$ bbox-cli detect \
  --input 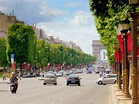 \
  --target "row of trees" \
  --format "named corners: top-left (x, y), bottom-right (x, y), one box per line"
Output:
top-left (89, 0), bottom-right (130, 65)
top-left (0, 23), bottom-right (96, 69)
